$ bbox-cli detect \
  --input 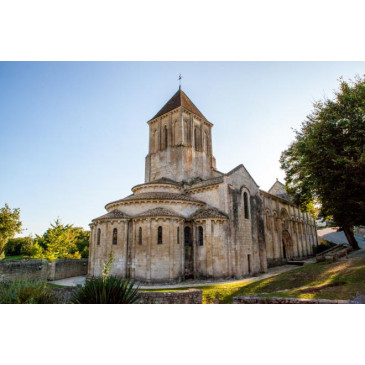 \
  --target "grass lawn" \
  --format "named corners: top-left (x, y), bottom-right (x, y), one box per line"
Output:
top-left (146, 258), bottom-right (365, 303)
top-left (3, 255), bottom-right (23, 261)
